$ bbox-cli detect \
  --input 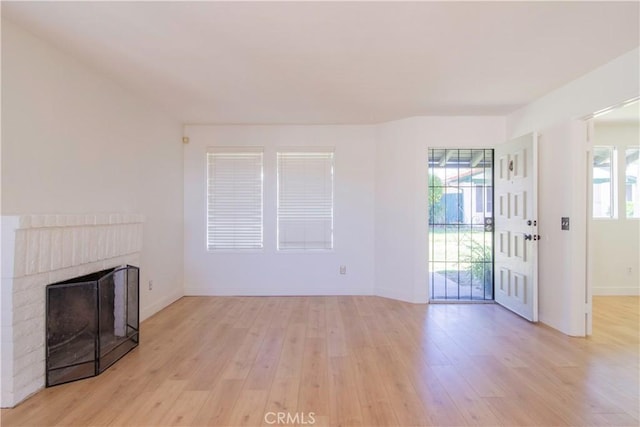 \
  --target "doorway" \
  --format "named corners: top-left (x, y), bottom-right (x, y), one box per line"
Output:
top-left (587, 100), bottom-right (640, 336)
top-left (428, 148), bottom-right (494, 301)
